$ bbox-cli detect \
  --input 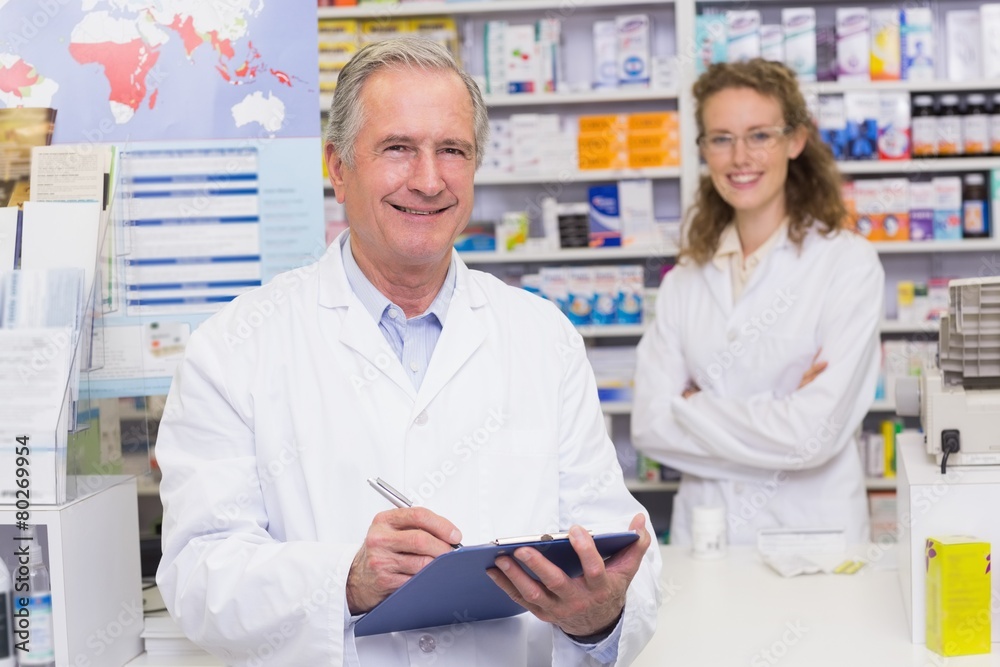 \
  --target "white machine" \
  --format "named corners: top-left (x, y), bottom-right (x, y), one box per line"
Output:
top-left (896, 276), bottom-right (1000, 473)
